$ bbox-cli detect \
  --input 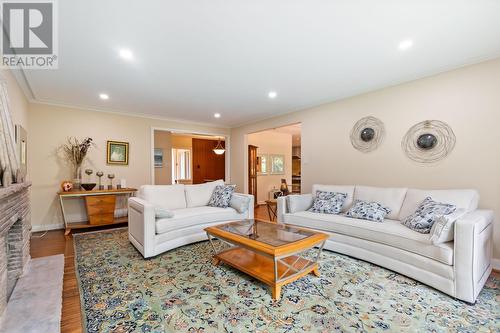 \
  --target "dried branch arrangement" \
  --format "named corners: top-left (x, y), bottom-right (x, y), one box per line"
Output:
top-left (60, 137), bottom-right (94, 168)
